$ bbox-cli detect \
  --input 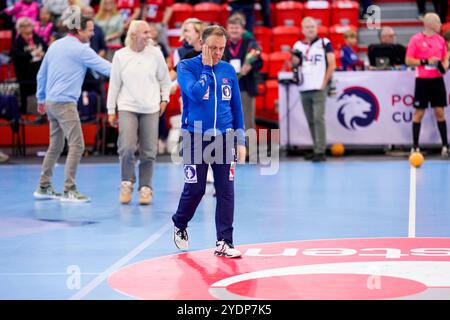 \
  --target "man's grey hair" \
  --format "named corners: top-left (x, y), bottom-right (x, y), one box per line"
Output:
top-left (201, 25), bottom-right (228, 42)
